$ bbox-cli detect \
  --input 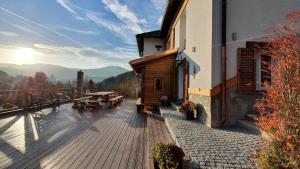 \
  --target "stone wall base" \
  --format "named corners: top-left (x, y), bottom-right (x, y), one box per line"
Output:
top-left (189, 87), bottom-right (259, 128)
